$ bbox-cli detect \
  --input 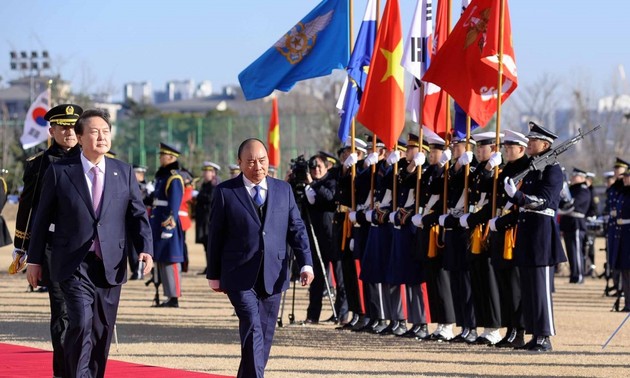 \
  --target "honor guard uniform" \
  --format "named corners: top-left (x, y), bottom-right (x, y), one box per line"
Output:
top-left (412, 131), bottom-right (457, 341)
top-left (503, 122), bottom-right (567, 352)
top-left (229, 164), bottom-right (241, 178)
top-left (439, 135), bottom-right (479, 343)
top-left (178, 168), bottom-right (195, 273)
top-left (487, 130), bottom-right (530, 348)
top-left (333, 138), bottom-right (368, 329)
top-left (0, 174), bottom-right (11, 248)
top-left (128, 164), bottom-right (150, 279)
top-left (605, 157), bottom-right (628, 291)
top-left (150, 143), bottom-right (185, 307)
top-left (196, 161), bottom-right (220, 275)
top-left (614, 171), bottom-right (630, 311)
top-left (559, 168), bottom-right (592, 284)
top-left (388, 134), bottom-right (432, 338)
top-left (11, 103), bottom-right (82, 378)
top-left (458, 132), bottom-right (504, 345)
